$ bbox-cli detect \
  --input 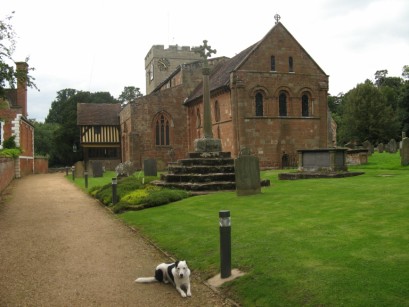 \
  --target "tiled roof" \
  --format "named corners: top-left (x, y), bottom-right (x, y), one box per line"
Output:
top-left (186, 43), bottom-right (258, 103)
top-left (77, 103), bottom-right (121, 125)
